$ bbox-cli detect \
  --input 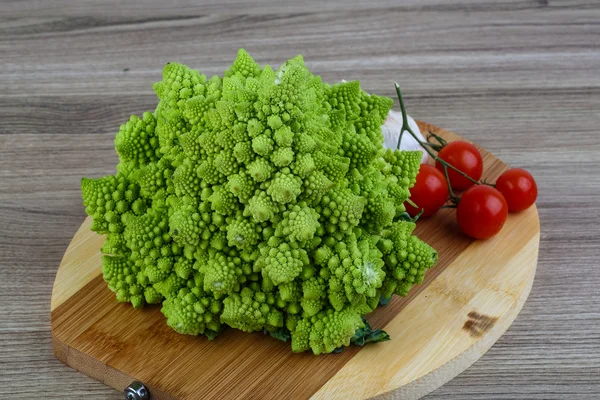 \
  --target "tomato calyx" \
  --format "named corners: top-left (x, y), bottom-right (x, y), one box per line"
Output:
top-left (425, 131), bottom-right (447, 152)
top-left (480, 178), bottom-right (496, 188)
top-left (398, 209), bottom-right (424, 223)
